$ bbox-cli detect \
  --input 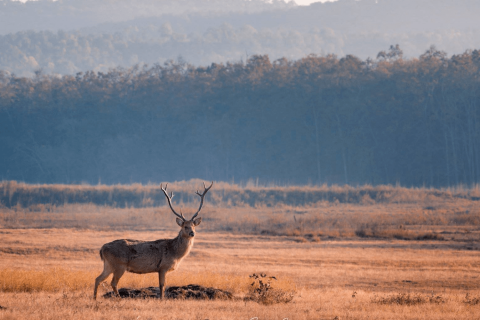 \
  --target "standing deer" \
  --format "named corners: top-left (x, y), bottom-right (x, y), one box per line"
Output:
top-left (93, 182), bottom-right (213, 299)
